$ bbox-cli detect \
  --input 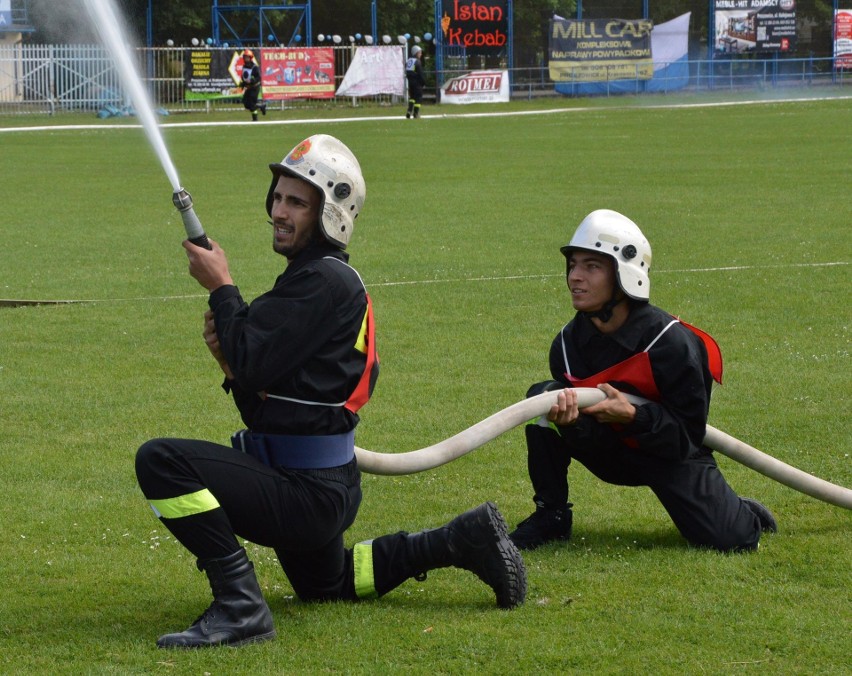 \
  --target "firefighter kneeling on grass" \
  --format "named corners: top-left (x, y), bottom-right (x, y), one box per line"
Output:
top-left (509, 209), bottom-right (777, 553)
top-left (135, 134), bottom-right (526, 649)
